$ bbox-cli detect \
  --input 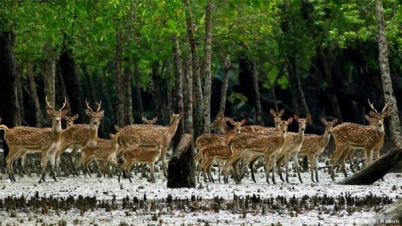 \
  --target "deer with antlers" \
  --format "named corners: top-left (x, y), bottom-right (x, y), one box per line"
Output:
top-left (117, 112), bottom-right (181, 177)
top-left (298, 118), bottom-right (338, 182)
top-left (329, 99), bottom-right (389, 181)
top-left (55, 101), bottom-right (104, 175)
top-left (0, 96), bottom-right (67, 182)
